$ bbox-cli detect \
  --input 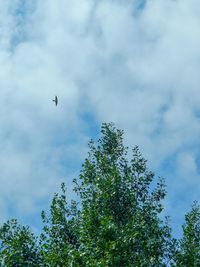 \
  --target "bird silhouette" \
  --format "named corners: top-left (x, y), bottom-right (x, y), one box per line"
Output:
top-left (52, 96), bottom-right (58, 106)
